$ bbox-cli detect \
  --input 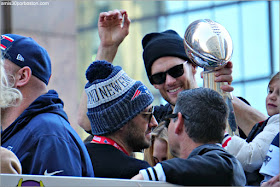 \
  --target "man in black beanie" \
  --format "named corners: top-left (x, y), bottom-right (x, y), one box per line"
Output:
top-left (78, 9), bottom-right (267, 138)
top-left (141, 29), bottom-right (200, 122)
